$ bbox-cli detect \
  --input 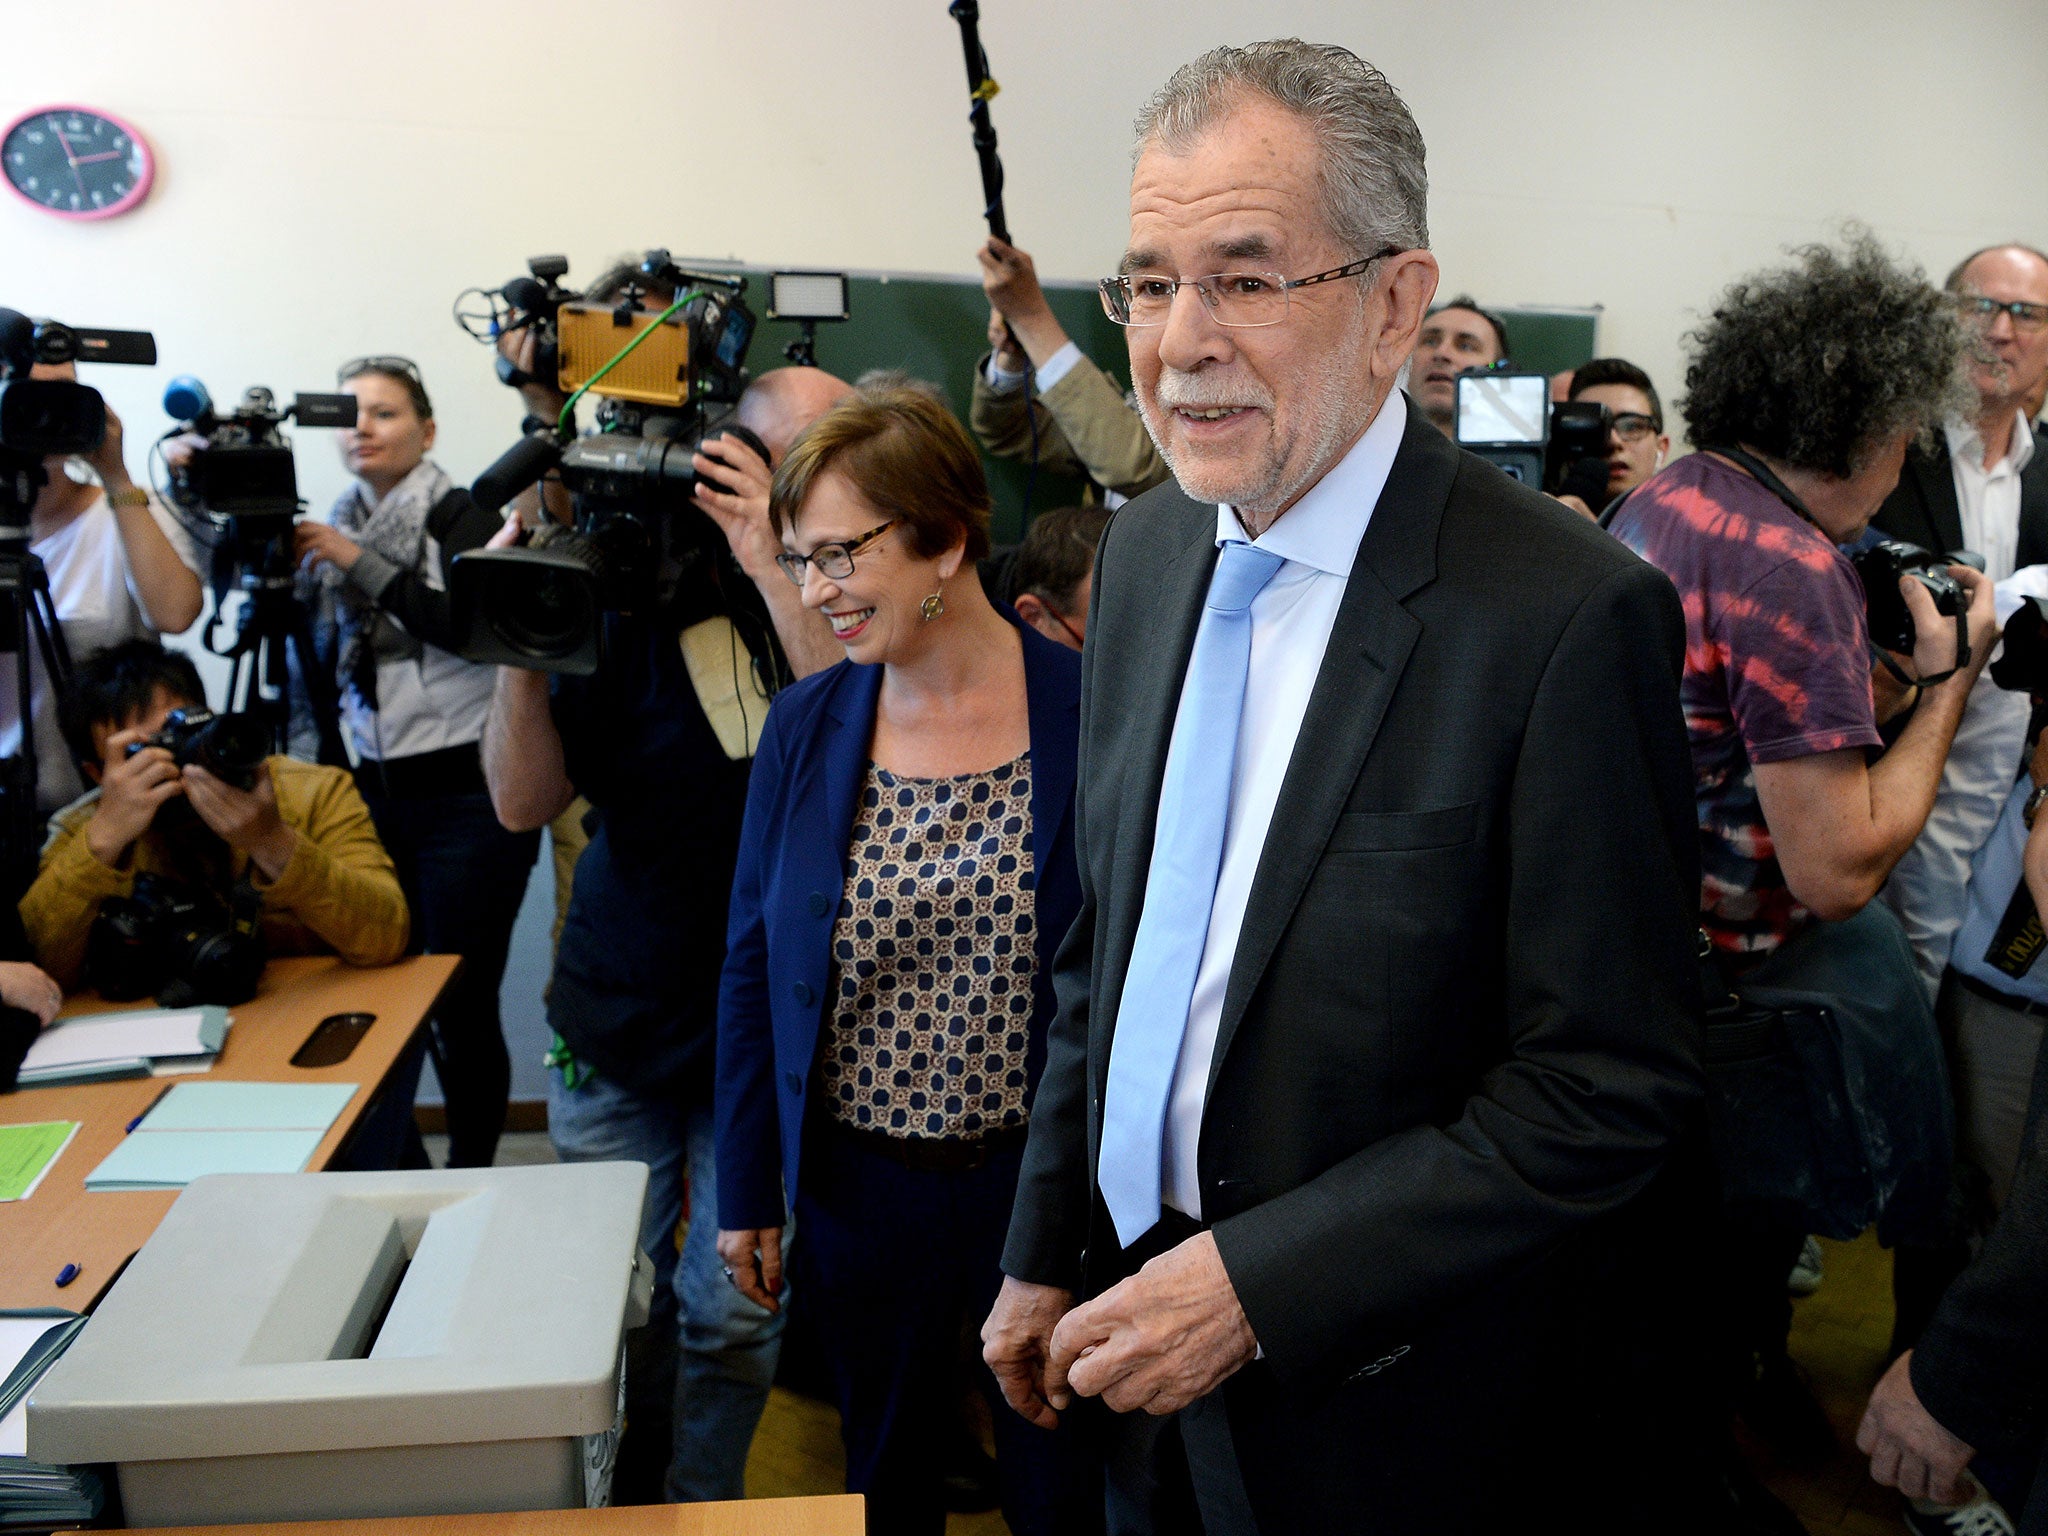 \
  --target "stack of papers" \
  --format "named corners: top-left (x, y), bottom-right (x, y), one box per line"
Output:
top-left (83, 1081), bottom-right (358, 1193)
top-left (15, 1007), bottom-right (230, 1088)
top-left (0, 1125), bottom-right (79, 1204)
top-left (0, 1311), bottom-right (103, 1528)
